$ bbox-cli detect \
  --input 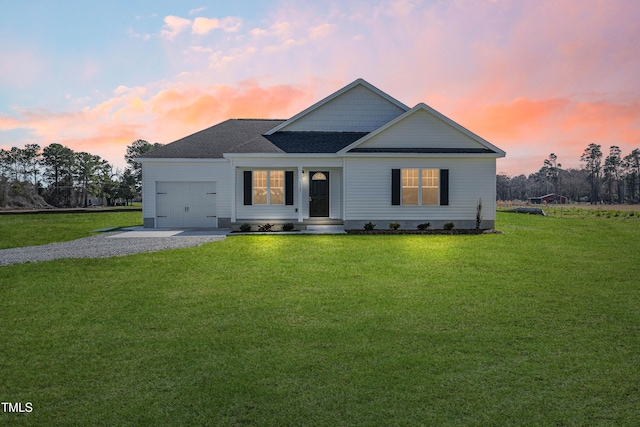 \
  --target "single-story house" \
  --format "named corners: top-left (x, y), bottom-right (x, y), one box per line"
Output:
top-left (136, 79), bottom-right (506, 230)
